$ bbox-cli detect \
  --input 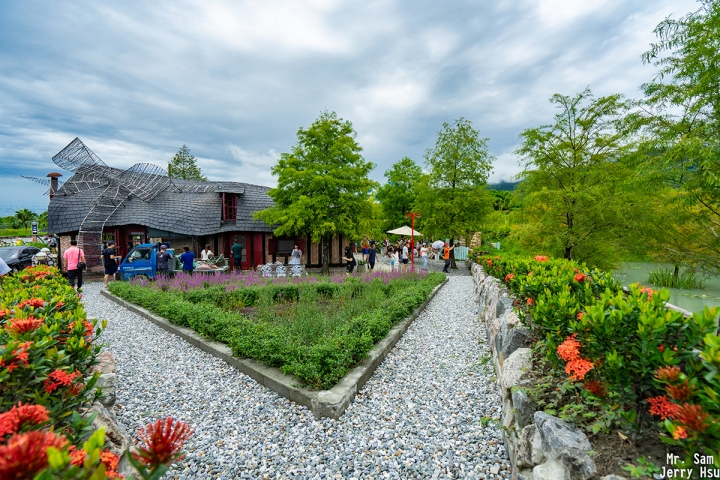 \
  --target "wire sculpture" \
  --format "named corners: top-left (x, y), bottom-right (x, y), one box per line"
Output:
top-left (52, 137), bottom-right (108, 171)
top-left (21, 176), bottom-right (65, 195)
